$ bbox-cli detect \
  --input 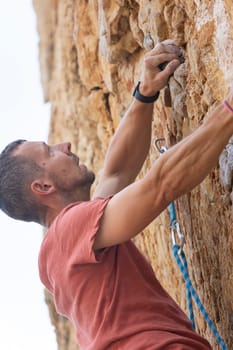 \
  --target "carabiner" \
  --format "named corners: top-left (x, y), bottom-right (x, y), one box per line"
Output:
top-left (153, 138), bottom-right (167, 154)
top-left (153, 137), bottom-right (185, 254)
top-left (171, 221), bottom-right (184, 253)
